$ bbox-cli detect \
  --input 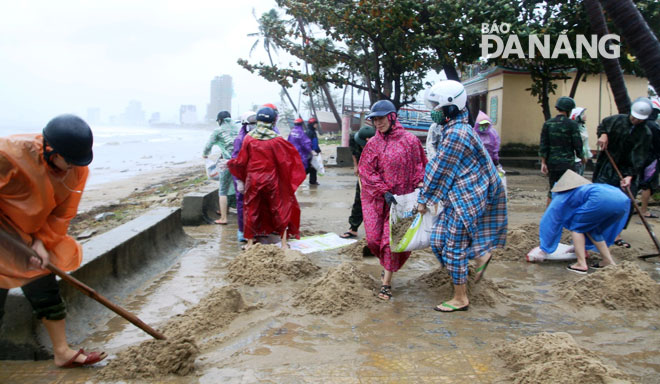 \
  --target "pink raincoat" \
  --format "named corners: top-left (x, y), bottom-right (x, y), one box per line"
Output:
top-left (358, 120), bottom-right (427, 272)
top-left (473, 111), bottom-right (500, 165)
